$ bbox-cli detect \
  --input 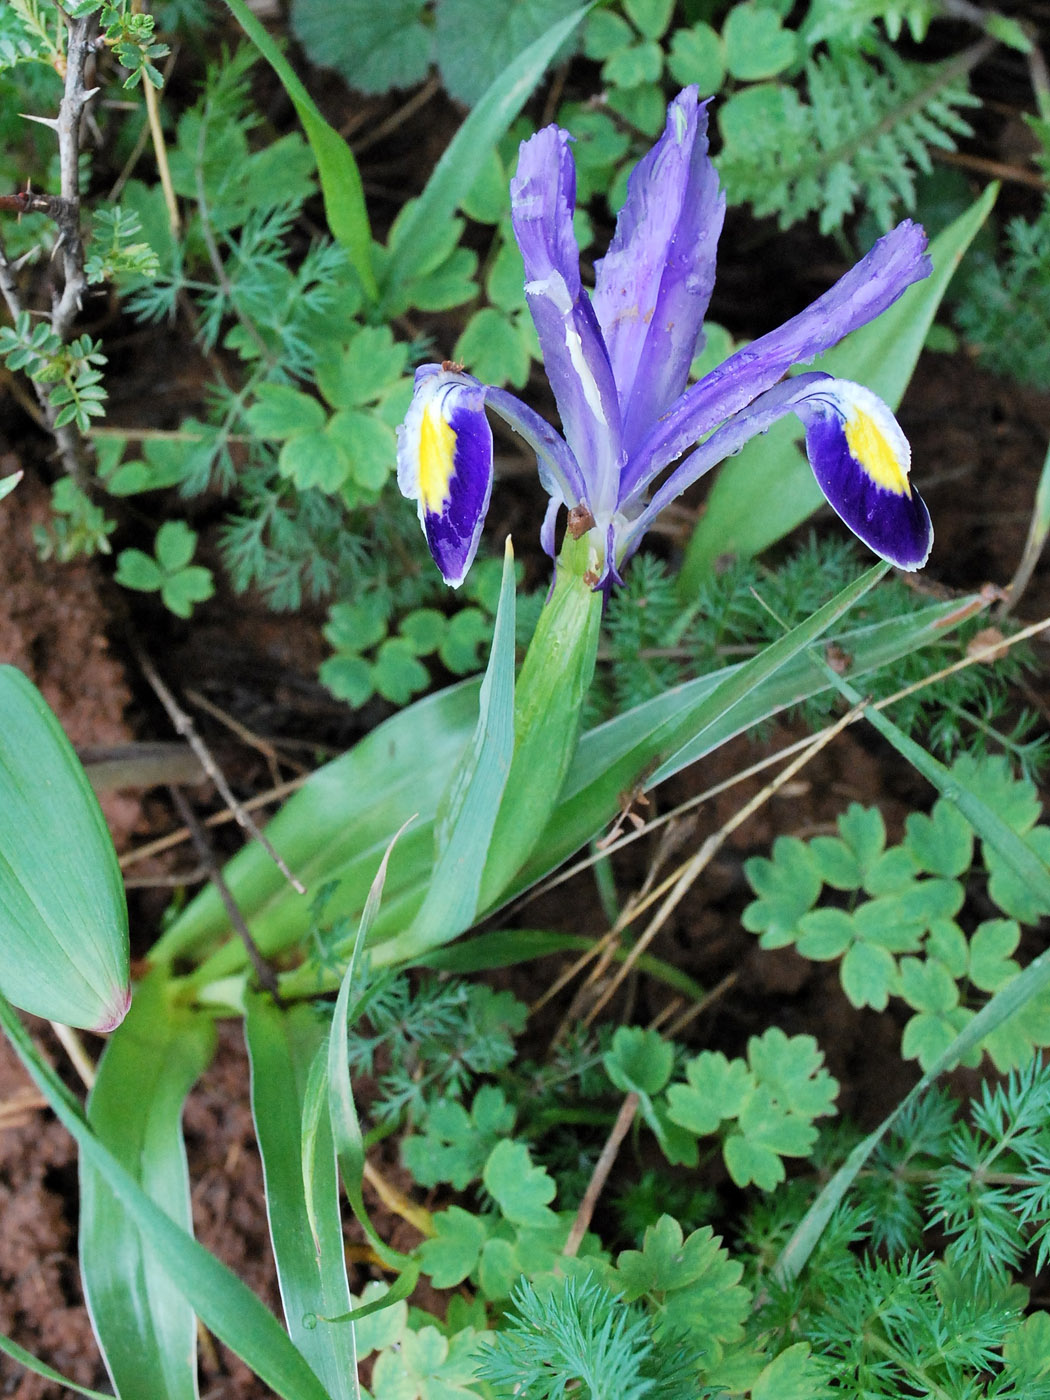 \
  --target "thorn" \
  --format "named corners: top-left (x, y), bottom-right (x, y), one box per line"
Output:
top-left (80, 87), bottom-right (100, 103)
top-left (19, 112), bottom-right (60, 131)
